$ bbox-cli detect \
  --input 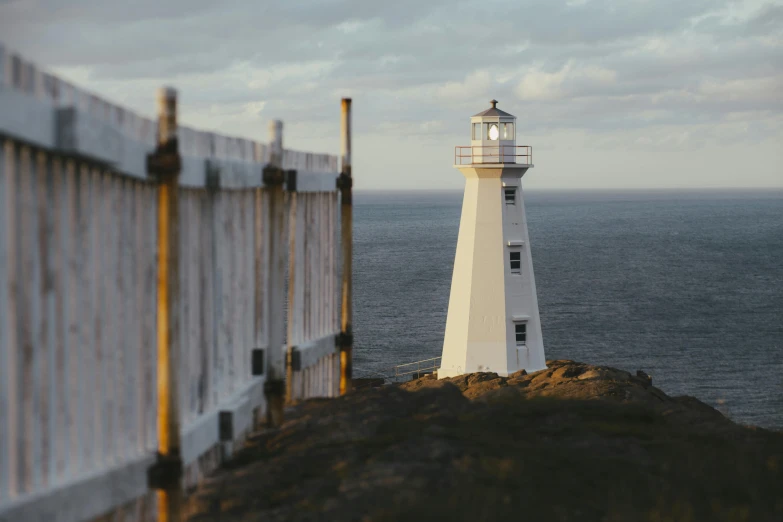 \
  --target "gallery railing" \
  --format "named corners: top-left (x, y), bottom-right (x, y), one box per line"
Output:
top-left (454, 145), bottom-right (533, 165)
